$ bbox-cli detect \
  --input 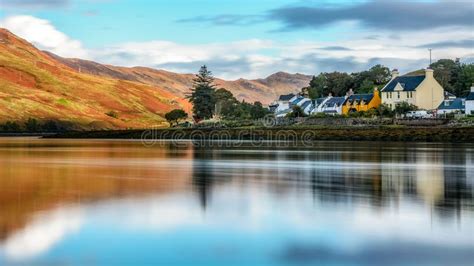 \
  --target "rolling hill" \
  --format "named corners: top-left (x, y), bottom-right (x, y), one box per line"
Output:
top-left (0, 28), bottom-right (311, 129)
